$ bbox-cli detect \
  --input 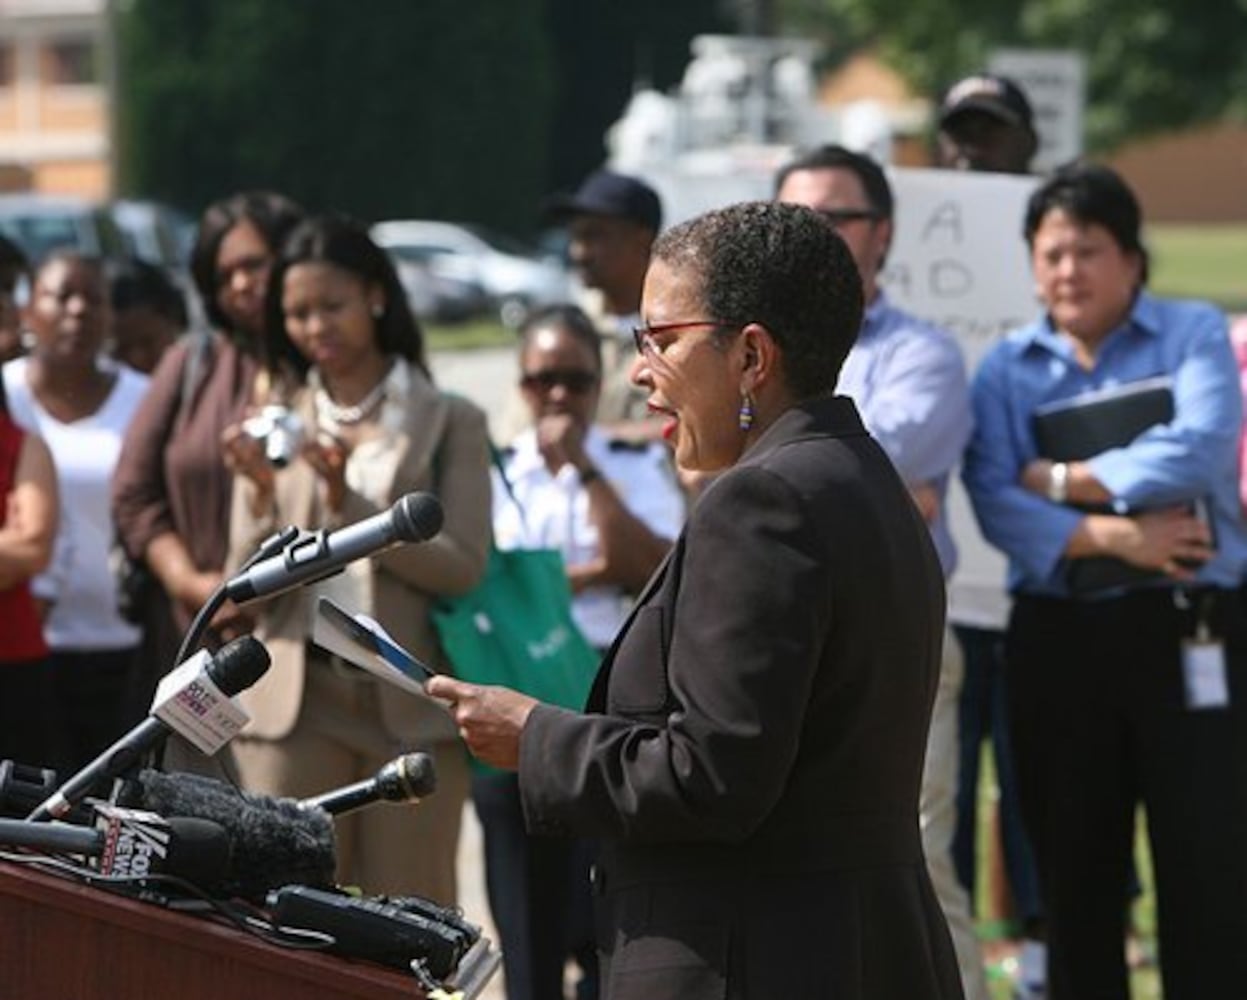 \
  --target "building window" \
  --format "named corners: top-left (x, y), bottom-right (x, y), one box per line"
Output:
top-left (46, 39), bottom-right (98, 86)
